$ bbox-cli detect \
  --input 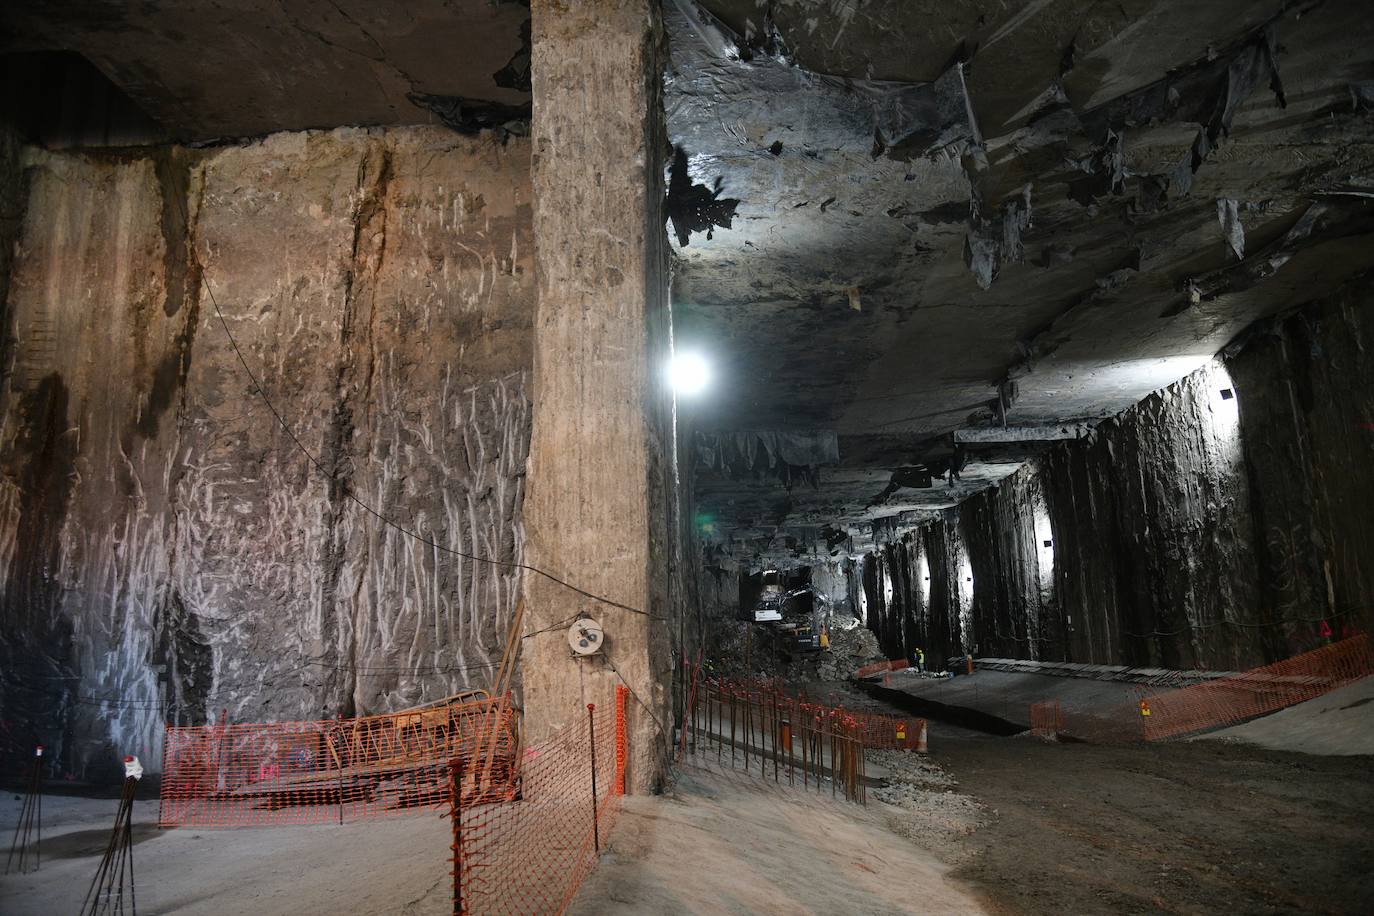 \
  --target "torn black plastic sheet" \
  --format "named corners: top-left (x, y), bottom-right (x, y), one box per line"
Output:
top-left (869, 64), bottom-right (980, 161)
top-left (407, 92), bottom-right (530, 138)
top-left (963, 185), bottom-right (1032, 289)
top-left (1185, 199), bottom-right (1374, 305)
top-left (695, 429), bottom-right (840, 473)
top-left (1068, 129), bottom-right (1125, 207)
top-left (1079, 21), bottom-right (1288, 206)
top-left (1217, 197), bottom-right (1246, 260)
top-left (668, 0), bottom-right (978, 162)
